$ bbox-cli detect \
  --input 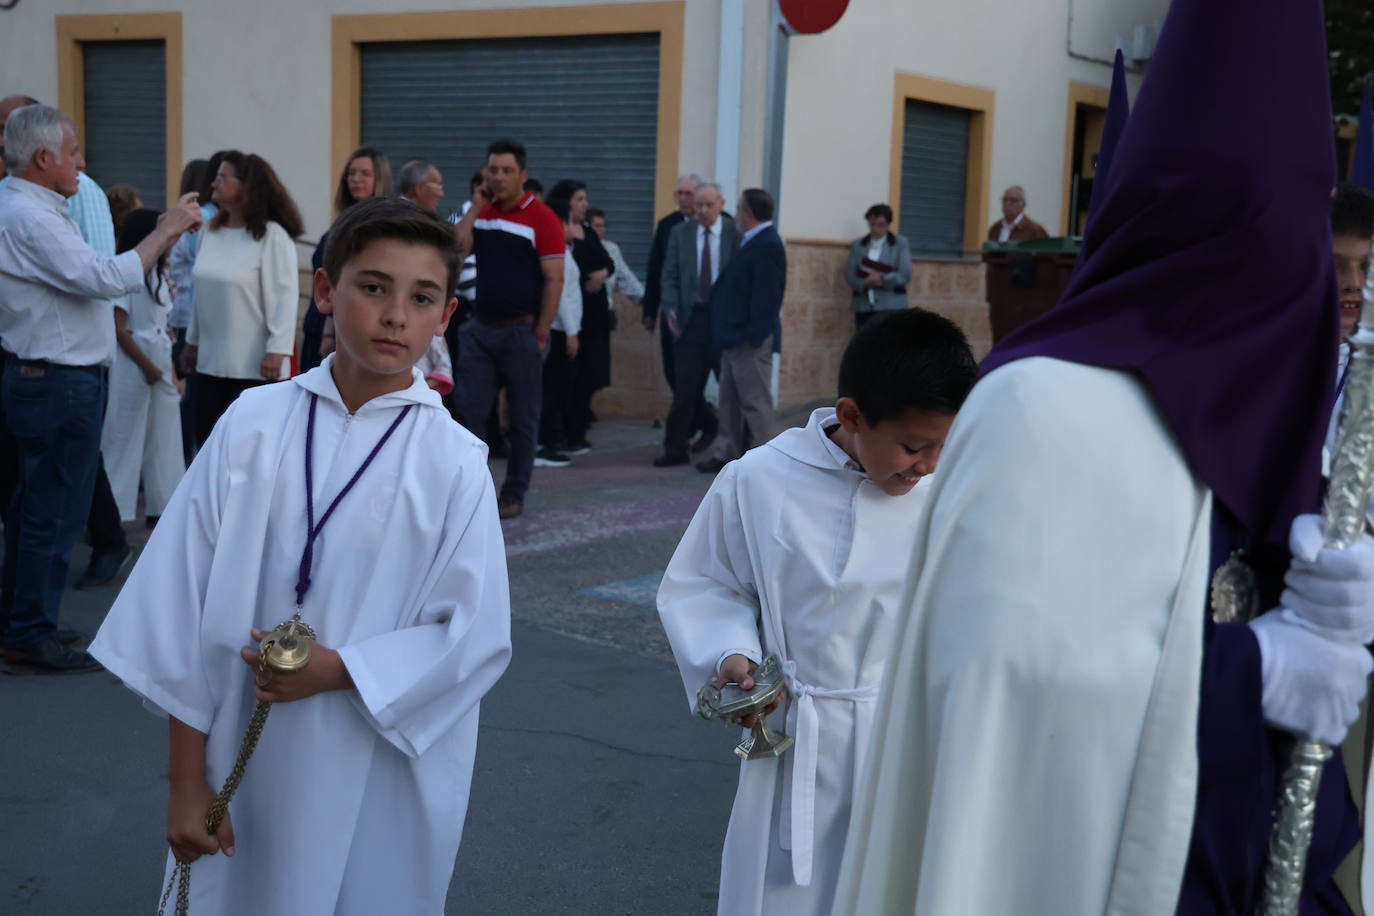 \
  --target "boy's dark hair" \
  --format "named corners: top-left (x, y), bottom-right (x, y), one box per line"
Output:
top-left (1333, 183), bottom-right (1374, 240)
top-left (322, 197), bottom-right (461, 296)
top-left (838, 308), bottom-right (977, 424)
top-left (587, 207), bottom-right (606, 222)
top-left (523, 177), bottom-right (544, 194)
top-left (547, 196), bottom-right (572, 224)
top-left (865, 203), bottom-right (894, 223)
top-left (469, 169), bottom-right (485, 194)
top-left (487, 138), bottom-right (527, 170)
top-left (740, 188), bottom-right (774, 222)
